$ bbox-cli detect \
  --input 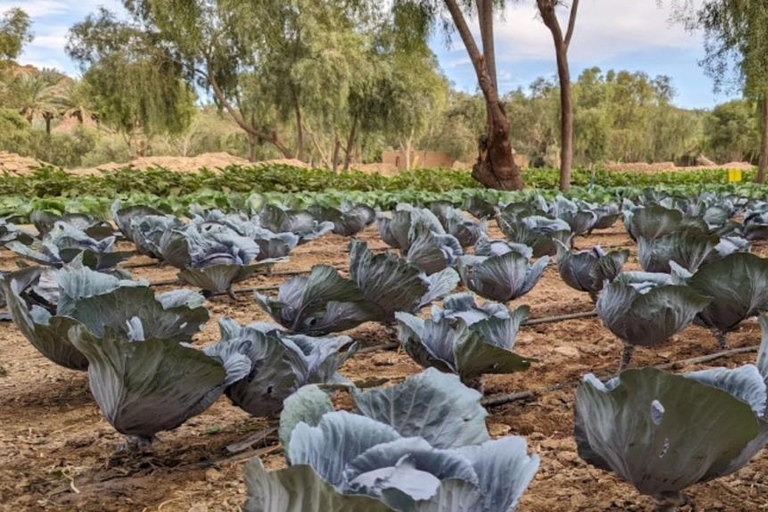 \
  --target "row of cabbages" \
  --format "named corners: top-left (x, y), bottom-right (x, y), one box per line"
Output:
top-left (0, 261), bottom-right (358, 449)
top-left (0, 201), bottom-right (378, 295)
top-left (109, 201), bottom-right (377, 294)
top-left (1, 190), bottom-right (764, 301)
